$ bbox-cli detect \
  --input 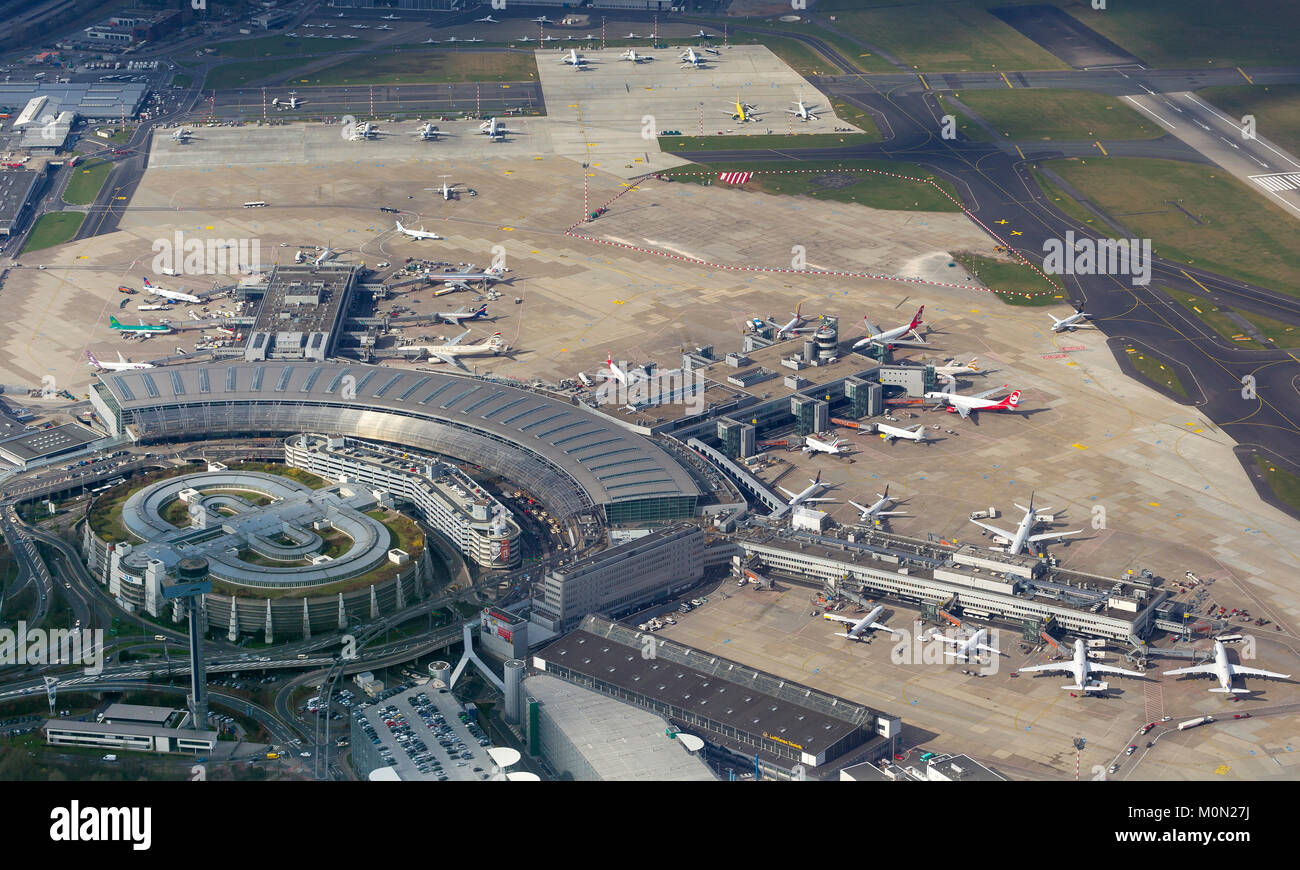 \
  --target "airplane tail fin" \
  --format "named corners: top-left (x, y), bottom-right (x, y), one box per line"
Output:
top-left (142, 277), bottom-right (153, 288)
top-left (1005, 390), bottom-right (1022, 407)
top-left (86, 351), bottom-right (99, 368)
top-left (813, 470), bottom-right (821, 485)
top-left (109, 316), bottom-right (122, 328)
top-left (910, 305), bottom-right (924, 330)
